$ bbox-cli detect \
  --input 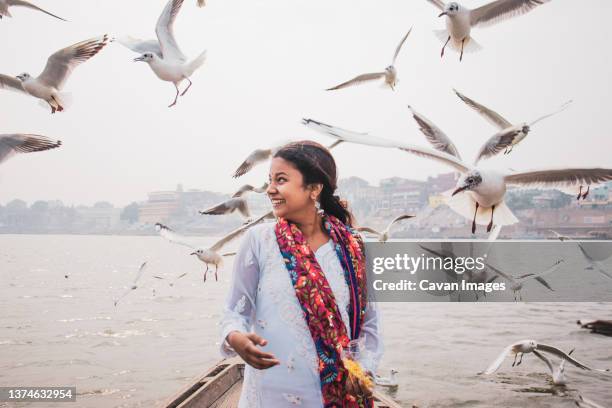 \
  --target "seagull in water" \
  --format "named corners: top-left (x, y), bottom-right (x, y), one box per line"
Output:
top-left (374, 369), bottom-right (399, 388)
top-left (0, 35), bottom-right (110, 113)
top-left (486, 259), bottom-right (563, 301)
top-left (533, 347), bottom-right (575, 386)
top-left (327, 27), bottom-right (412, 91)
top-left (120, 0), bottom-right (207, 107)
top-left (427, 0), bottom-right (551, 61)
top-left (199, 197), bottom-right (252, 223)
top-left (0, 134), bottom-right (61, 165)
top-left (480, 339), bottom-right (609, 375)
top-left (233, 139), bottom-right (343, 178)
top-left (155, 211), bottom-right (273, 282)
top-left (0, 0), bottom-right (65, 21)
top-left (301, 117), bottom-right (612, 234)
top-left (453, 89), bottom-right (571, 162)
top-left (114, 261), bottom-right (149, 307)
top-left (357, 214), bottom-right (415, 242)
